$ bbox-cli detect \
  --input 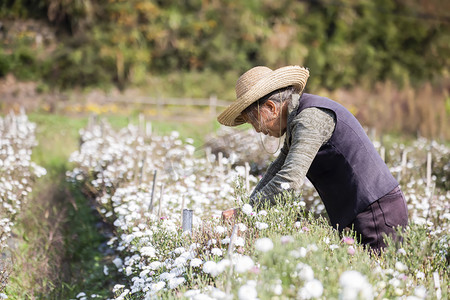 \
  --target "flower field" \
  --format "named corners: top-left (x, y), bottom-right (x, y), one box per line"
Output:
top-left (0, 111), bottom-right (46, 288)
top-left (64, 118), bottom-right (449, 300)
